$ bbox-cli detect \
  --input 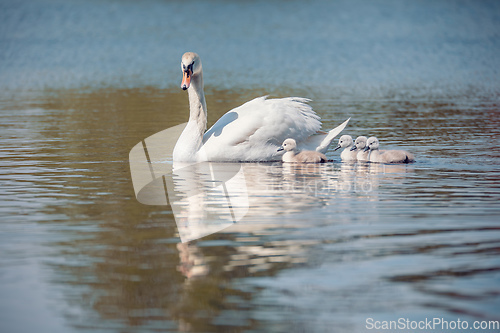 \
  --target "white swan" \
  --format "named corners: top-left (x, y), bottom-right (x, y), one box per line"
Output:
top-left (364, 137), bottom-right (415, 164)
top-left (334, 135), bottom-right (357, 162)
top-left (353, 136), bottom-right (370, 162)
top-left (278, 138), bottom-right (327, 163)
top-left (172, 52), bottom-right (350, 162)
